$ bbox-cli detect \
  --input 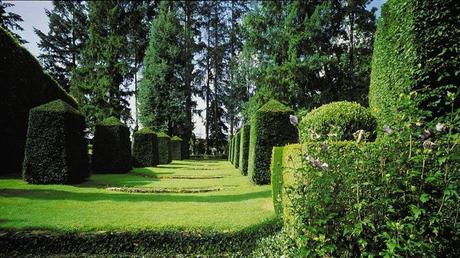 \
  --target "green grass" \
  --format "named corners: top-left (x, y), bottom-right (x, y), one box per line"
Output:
top-left (0, 160), bottom-right (275, 232)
